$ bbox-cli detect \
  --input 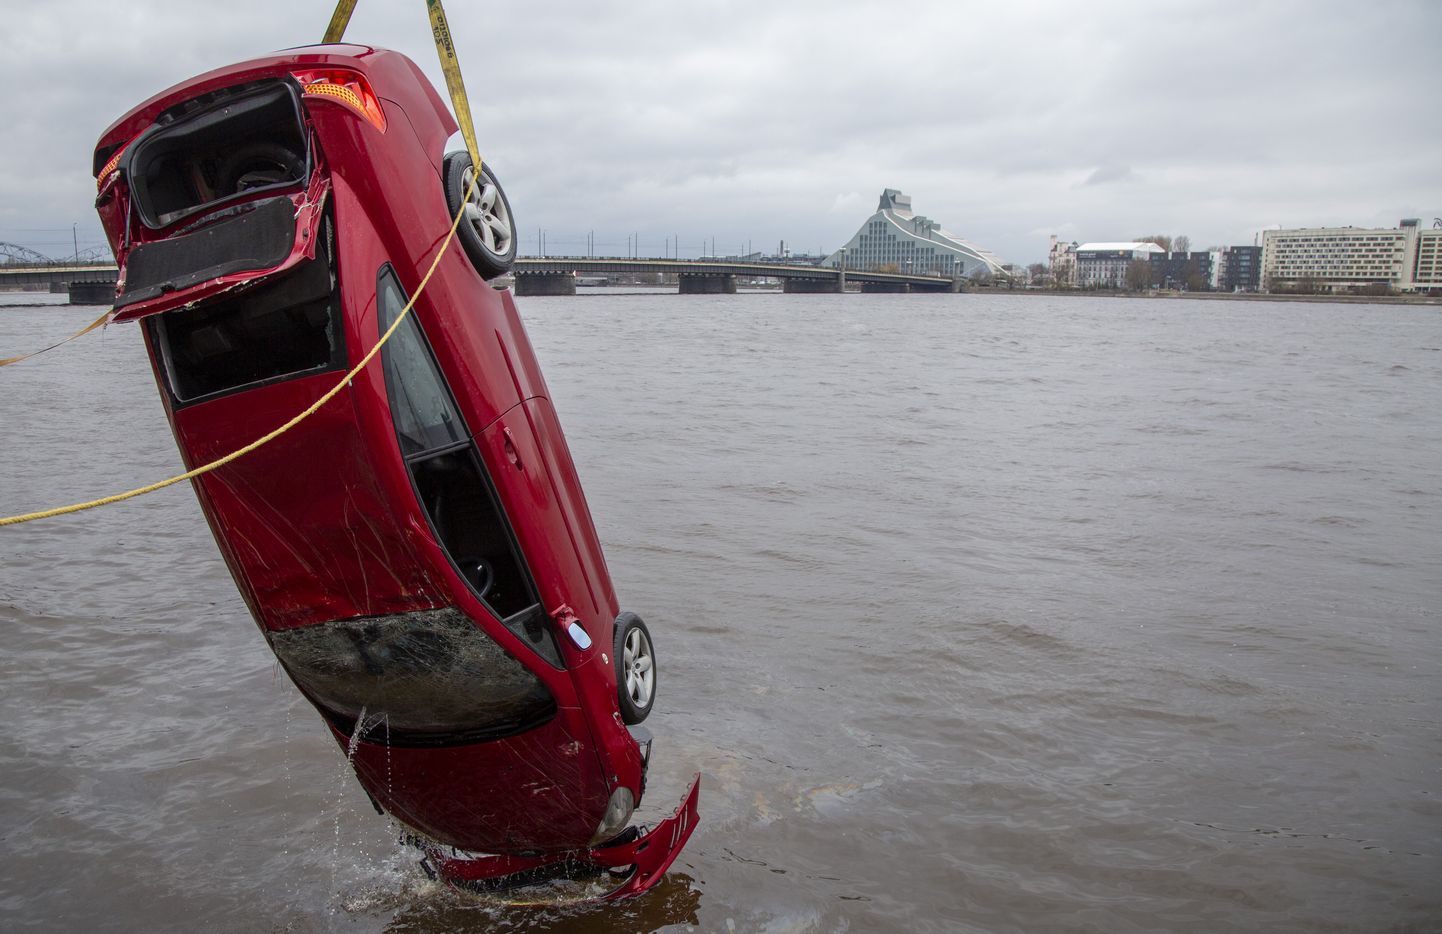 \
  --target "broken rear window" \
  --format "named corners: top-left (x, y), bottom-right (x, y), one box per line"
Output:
top-left (147, 250), bottom-right (346, 404)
